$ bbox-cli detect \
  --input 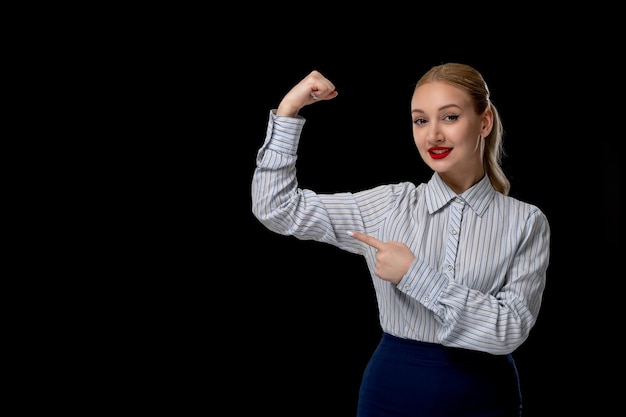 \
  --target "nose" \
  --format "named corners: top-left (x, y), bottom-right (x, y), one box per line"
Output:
top-left (427, 122), bottom-right (444, 143)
